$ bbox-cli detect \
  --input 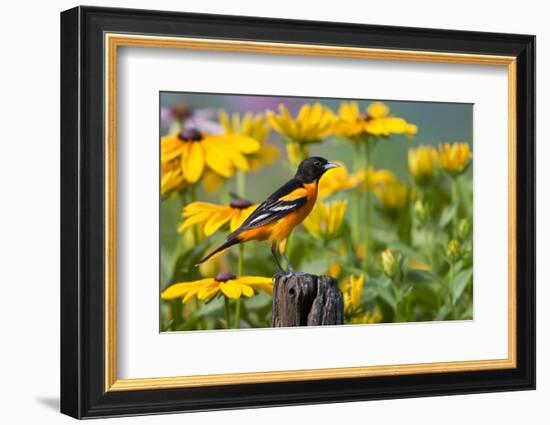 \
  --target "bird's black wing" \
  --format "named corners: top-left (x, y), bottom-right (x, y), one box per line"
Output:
top-left (228, 178), bottom-right (307, 238)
